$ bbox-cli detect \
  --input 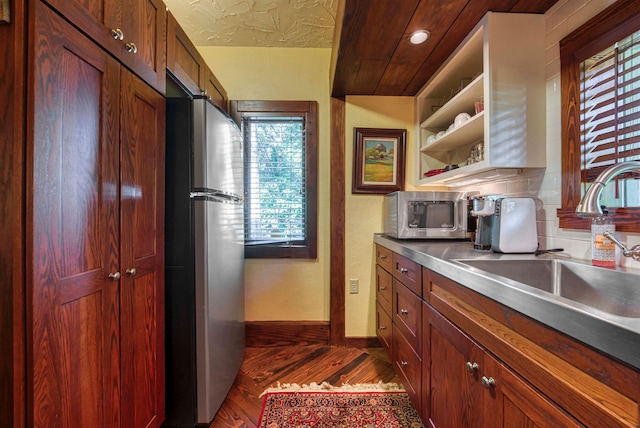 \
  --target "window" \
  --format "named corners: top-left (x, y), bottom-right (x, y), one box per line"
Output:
top-left (558, 0), bottom-right (640, 232)
top-left (230, 101), bottom-right (318, 258)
